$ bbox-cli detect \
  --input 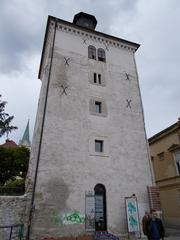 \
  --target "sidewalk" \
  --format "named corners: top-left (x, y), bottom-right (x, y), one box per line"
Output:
top-left (139, 227), bottom-right (180, 240)
top-left (164, 237), bottom-right (180, 240)
top-left (121, 227), bottom-right (180, 240)
top-left (164, 227), bottom-right (180, 240)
